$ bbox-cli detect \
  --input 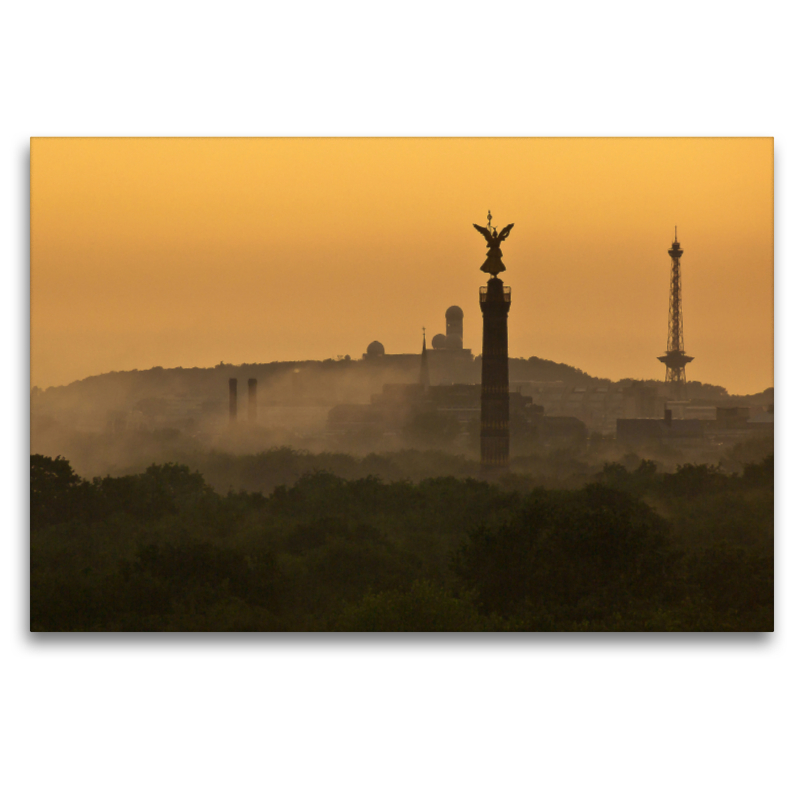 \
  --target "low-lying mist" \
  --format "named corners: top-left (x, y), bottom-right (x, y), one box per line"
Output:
top-left (30, 357), bottom-right (773, 491)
